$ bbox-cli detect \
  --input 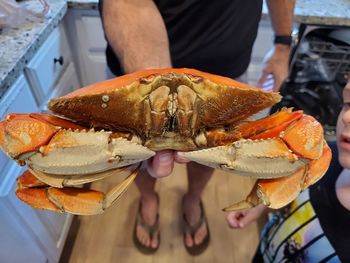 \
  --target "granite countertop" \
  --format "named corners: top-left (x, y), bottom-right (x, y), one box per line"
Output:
top-left (0, 0), bottom-right (350, 98)
top-left (294, 0), bottom-right (350, 26)
top-left (0, 0), bottom-right (67, 97)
